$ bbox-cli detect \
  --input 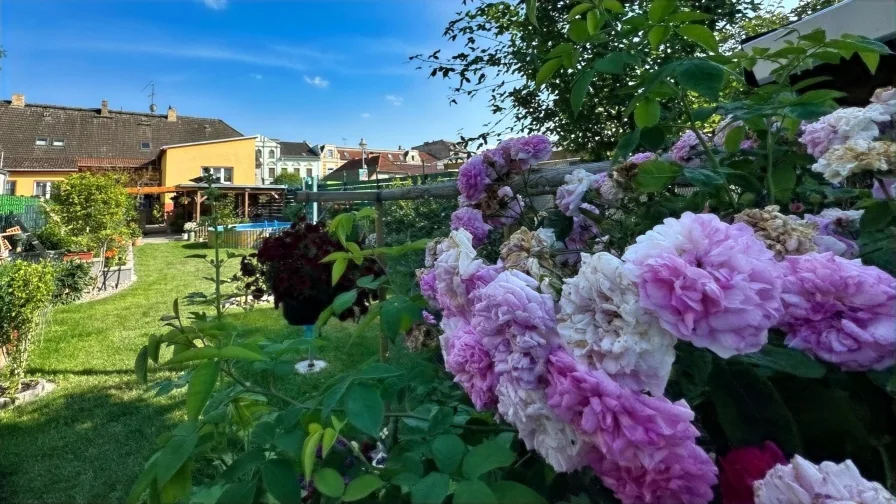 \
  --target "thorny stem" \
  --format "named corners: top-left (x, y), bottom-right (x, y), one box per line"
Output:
top-left (766, 121), bottom-right (776, 205)
top-left (681, 97), bottom-right (739, 211)
top-left (875, 176), bottom-right (894, 200)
